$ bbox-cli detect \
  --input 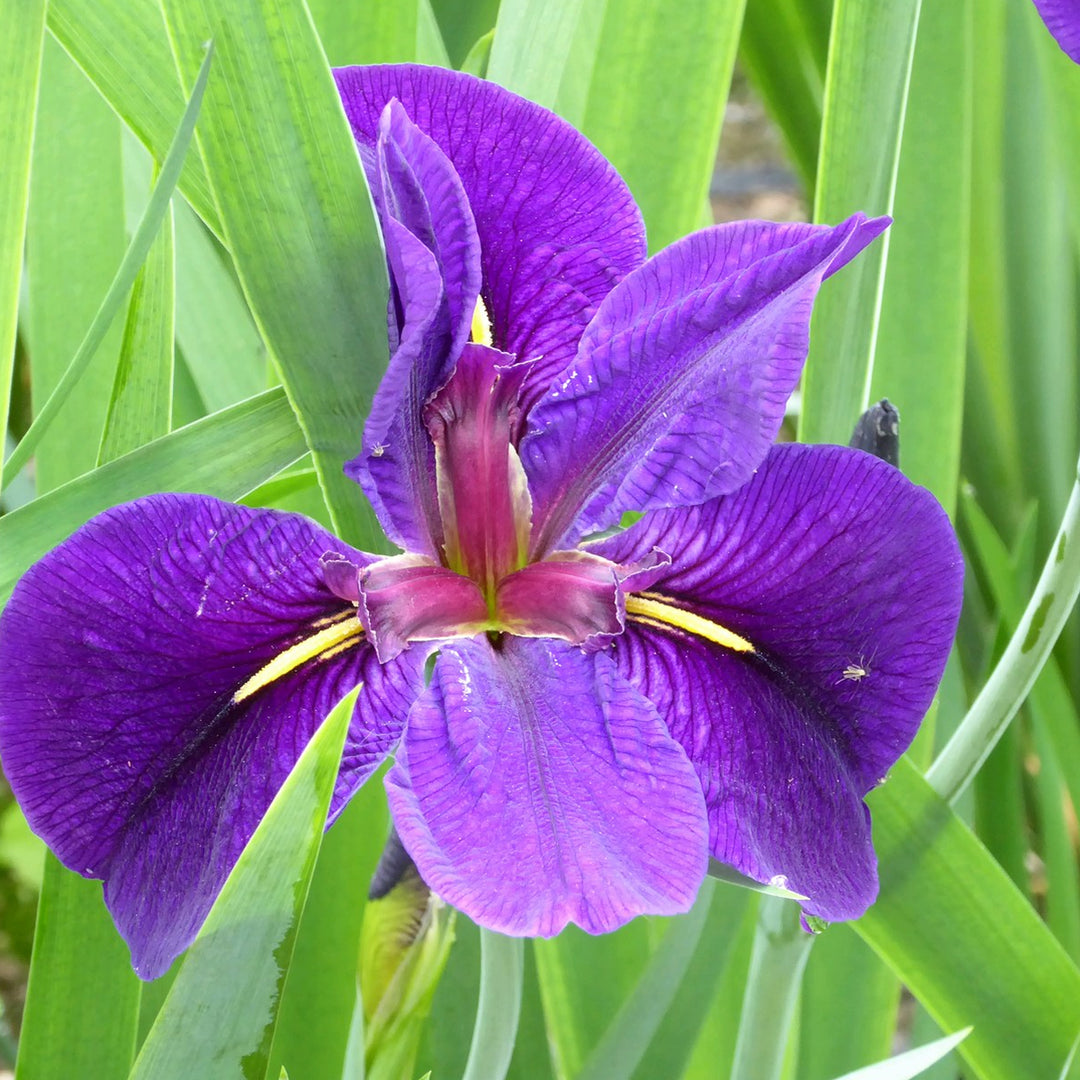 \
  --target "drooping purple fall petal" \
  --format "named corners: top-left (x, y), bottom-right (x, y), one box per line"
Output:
top-left (524, 215), bottom-right (890, 553)
top-left (592, 443), bottom-right (963, 918)
top-left (1033, 0), bottom-right (1080, 62)
top-left (0, 495), bottom-right (423, 978)
top-left (385, 635), bottom-right (709, 936)
top-left (334, 64), bottom-right (647, 408)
